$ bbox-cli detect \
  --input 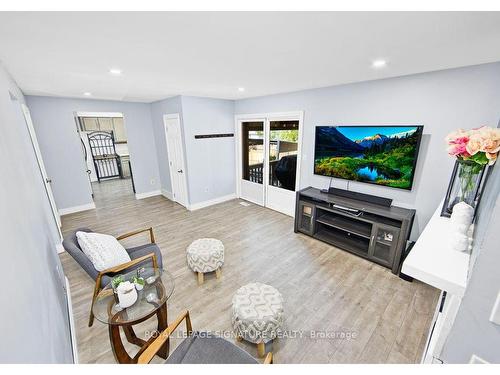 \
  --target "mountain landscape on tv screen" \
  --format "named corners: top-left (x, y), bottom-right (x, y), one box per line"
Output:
top-left (314, 126), bottom-right (422, 189)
